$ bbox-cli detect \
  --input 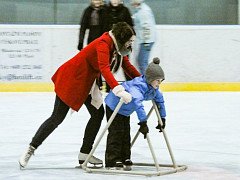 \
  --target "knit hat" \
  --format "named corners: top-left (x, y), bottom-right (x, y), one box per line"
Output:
top-left (145, 57), bottom-right (165, 84)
